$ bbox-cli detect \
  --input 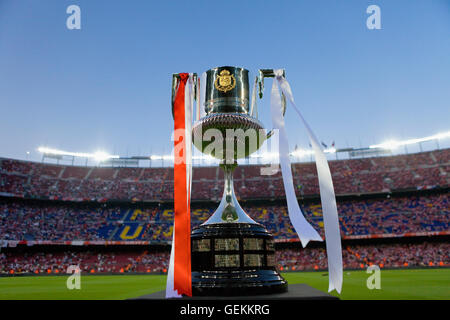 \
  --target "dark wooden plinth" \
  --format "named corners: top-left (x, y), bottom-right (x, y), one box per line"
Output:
top-left (132, 284), bottom-right (339, 300)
